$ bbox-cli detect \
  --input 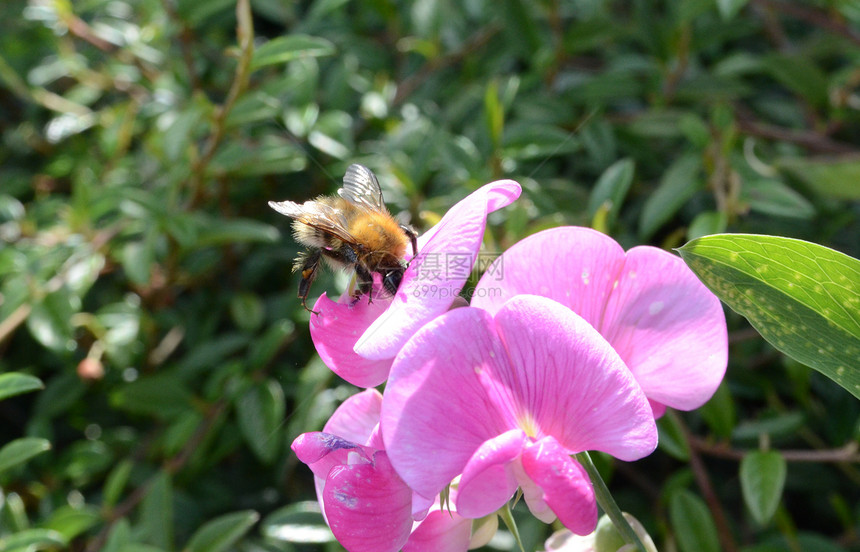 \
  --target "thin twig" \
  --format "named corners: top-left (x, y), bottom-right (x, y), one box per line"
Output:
top-left (752, 0), bottom-right (860, 48)
top-left (690, 436), bottom-right (860, 463)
